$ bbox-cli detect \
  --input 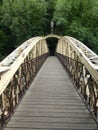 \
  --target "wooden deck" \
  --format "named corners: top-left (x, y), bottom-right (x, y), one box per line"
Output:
top-left (5, 57), bottom-right (97, 130)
